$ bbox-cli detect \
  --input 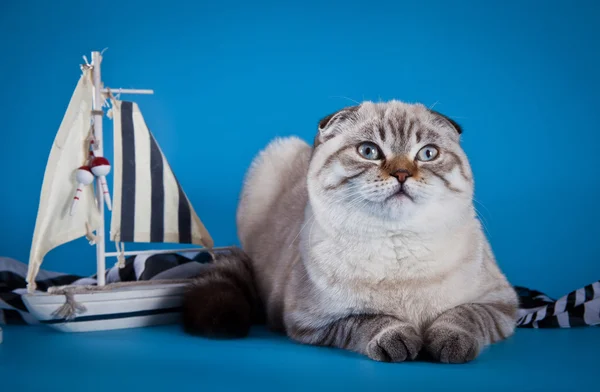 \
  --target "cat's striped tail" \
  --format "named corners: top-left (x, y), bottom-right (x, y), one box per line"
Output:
top-left (182, 247), bottom-right (264, 338)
